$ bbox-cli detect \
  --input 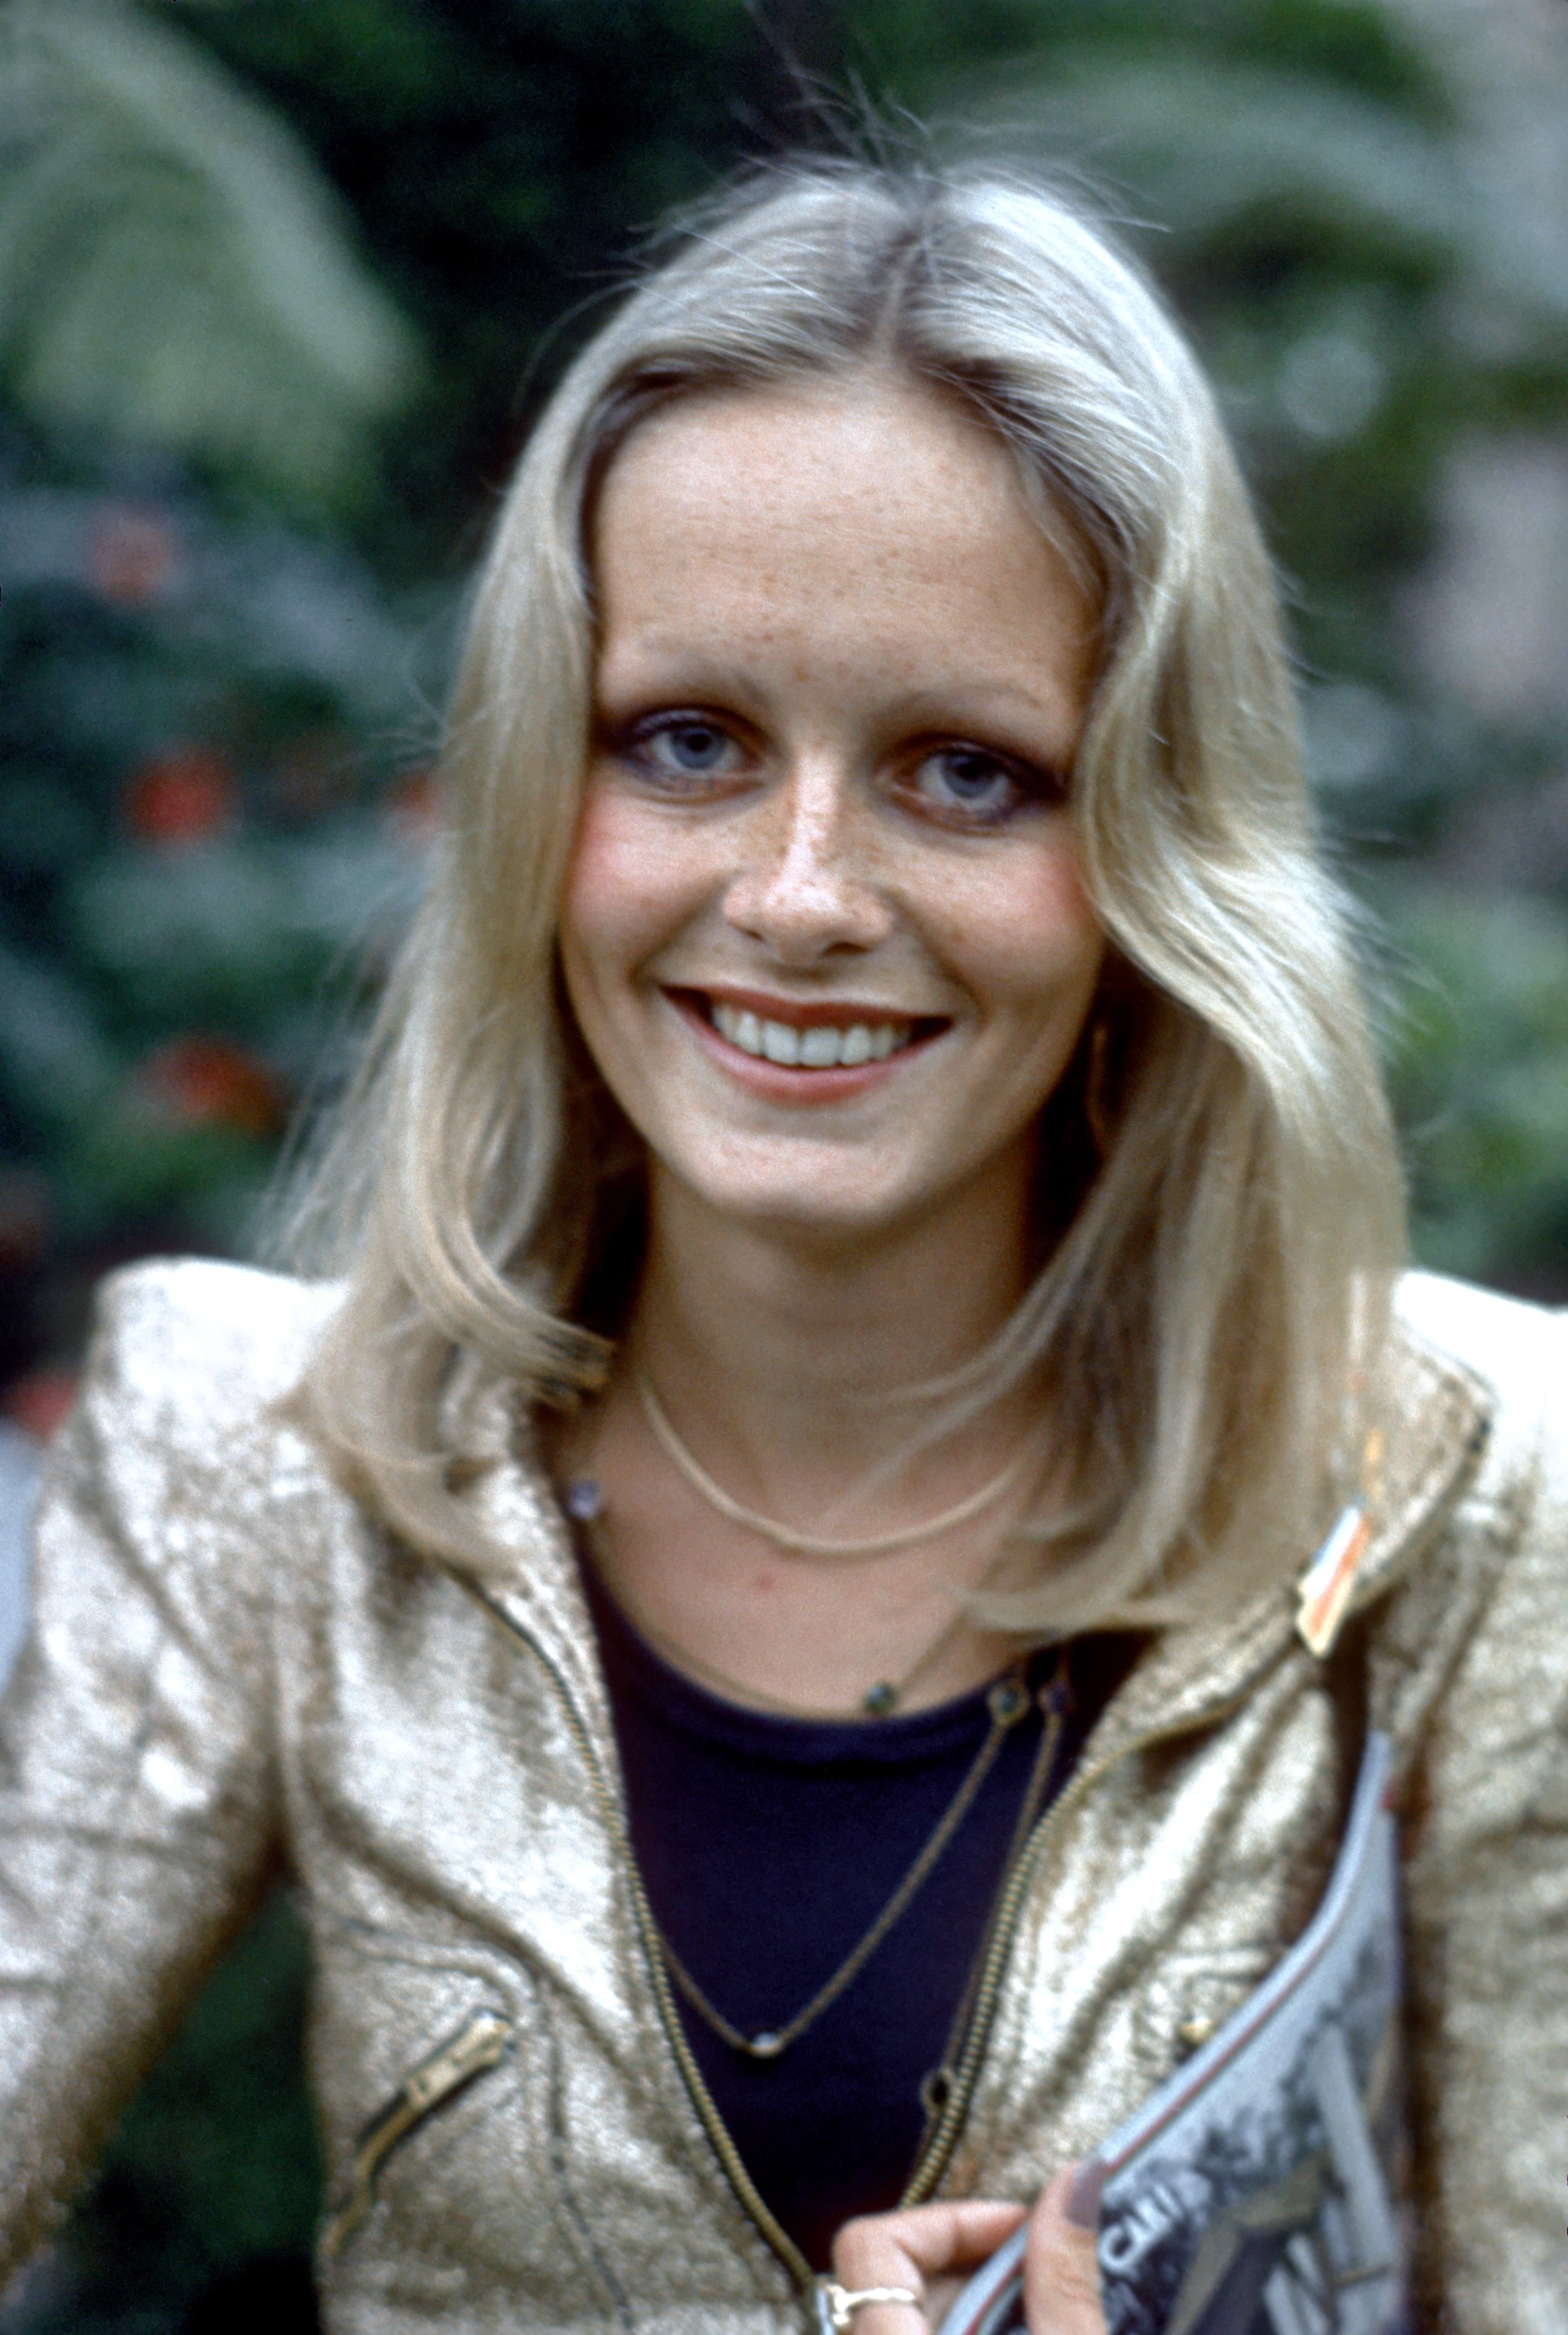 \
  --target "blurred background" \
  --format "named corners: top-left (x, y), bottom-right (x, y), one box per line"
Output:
top-left (0, 0), bottom-right (1565, 2325)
